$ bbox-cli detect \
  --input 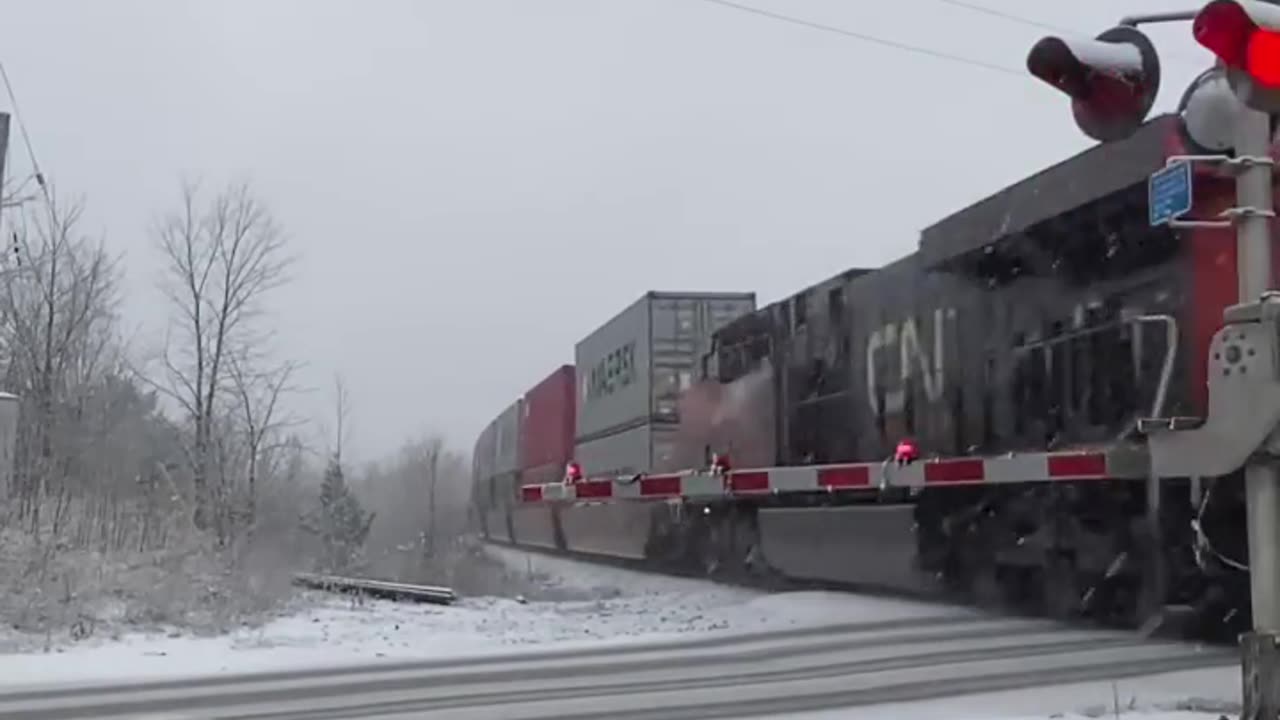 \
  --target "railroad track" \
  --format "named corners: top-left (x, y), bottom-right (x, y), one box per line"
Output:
top-left (0, 613), bottom-right (1234, 719)
top-left (483, 537), bottom-right (925, 599)
top-left (484, 537), bottom-right (1231, 647)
